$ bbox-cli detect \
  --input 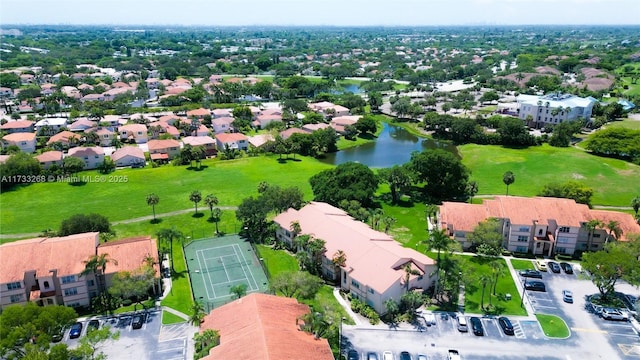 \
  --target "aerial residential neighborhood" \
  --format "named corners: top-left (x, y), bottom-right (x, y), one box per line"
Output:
top-left (1, 7), bottom-right (640, 360)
